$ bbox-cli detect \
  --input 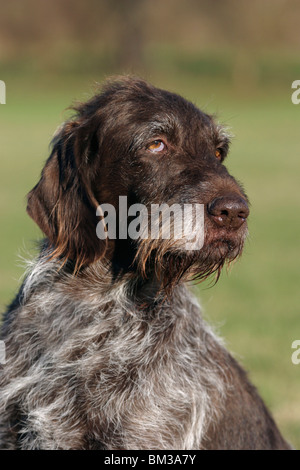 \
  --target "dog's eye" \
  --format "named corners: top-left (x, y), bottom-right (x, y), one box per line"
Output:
top-left (215, 149), bottom-right (222, 160)
top-left (148, 140), bottom-right (165, 153)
